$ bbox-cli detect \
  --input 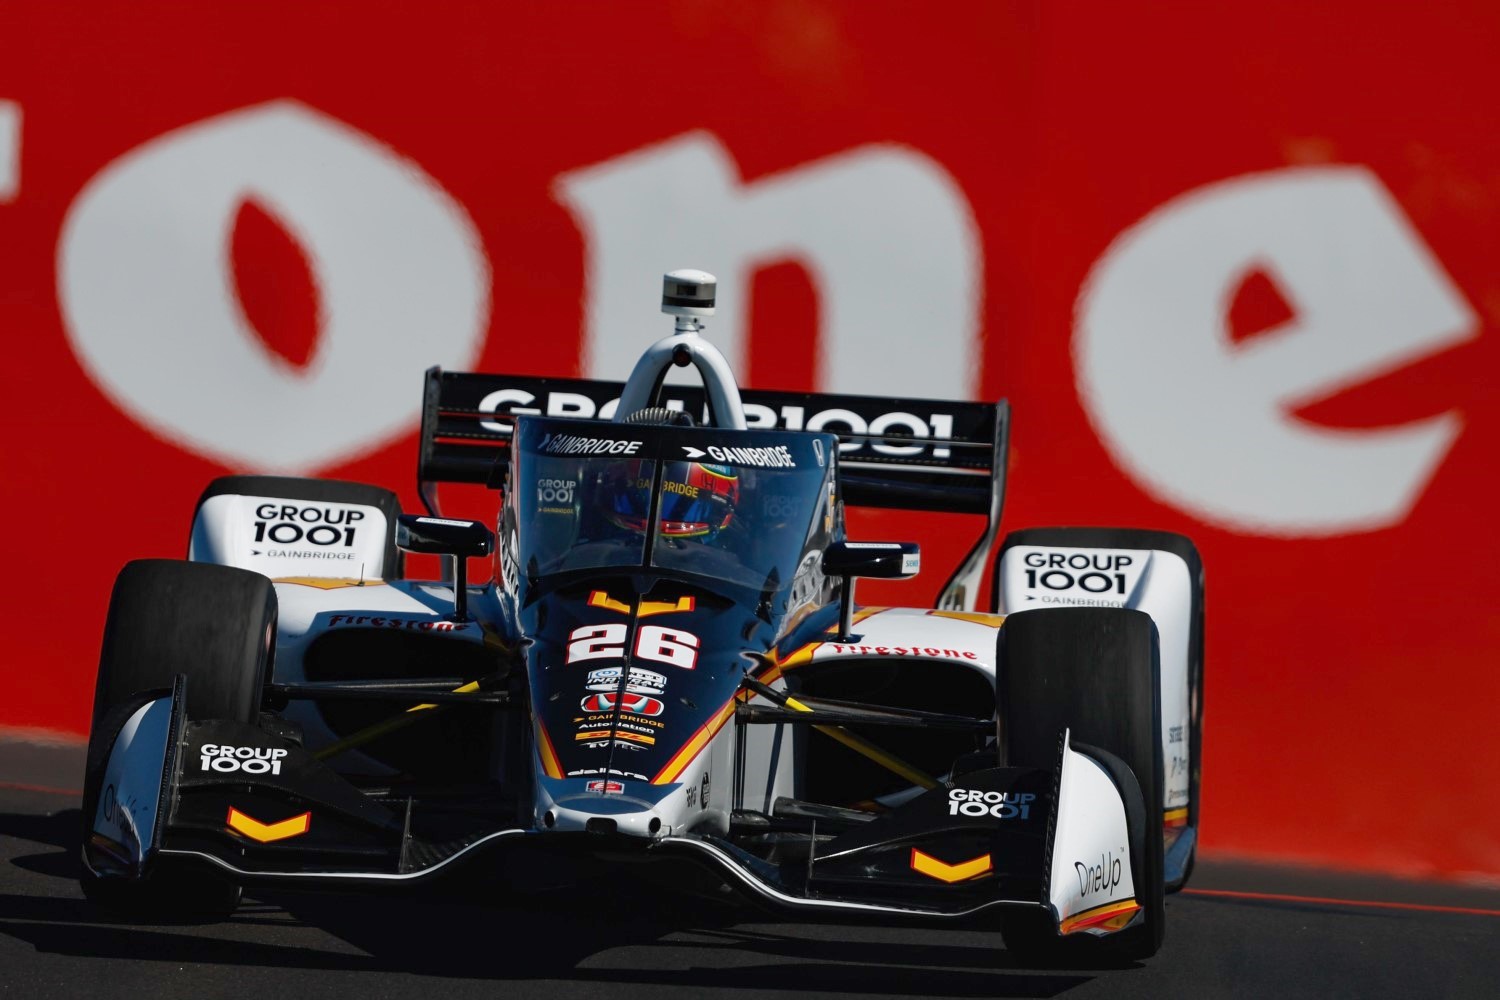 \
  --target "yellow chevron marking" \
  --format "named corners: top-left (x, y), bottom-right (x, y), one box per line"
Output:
top-left (909, 848), bottom-right (992, 883)
top-left (226, 807), bottom-right (310, 843)
top-left (638, 596), bottom-right (695, 618)
top-left (587, 590), bottom-right (632, 614)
